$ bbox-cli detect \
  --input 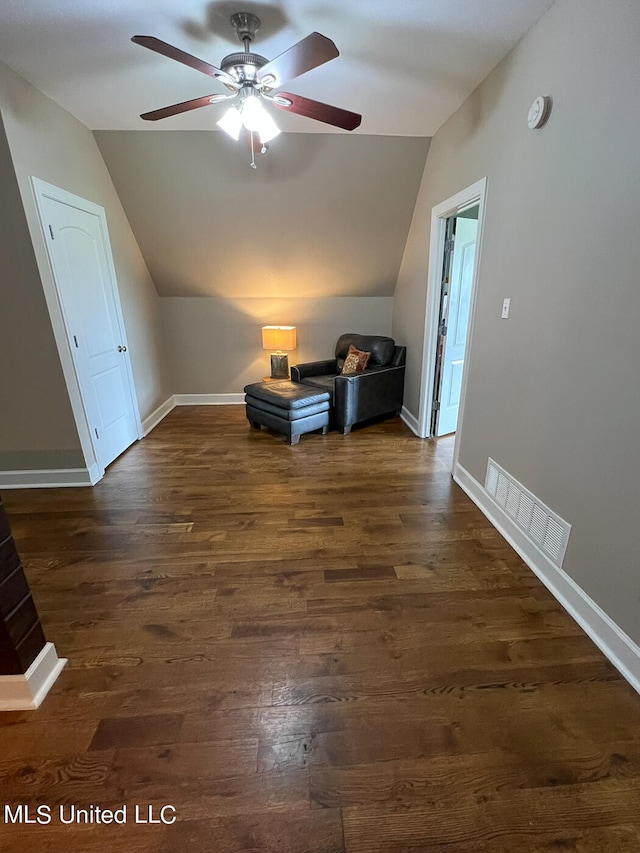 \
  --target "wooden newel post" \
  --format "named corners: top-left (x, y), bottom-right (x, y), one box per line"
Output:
top-left (0, 496), bottom-right (66, 709)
